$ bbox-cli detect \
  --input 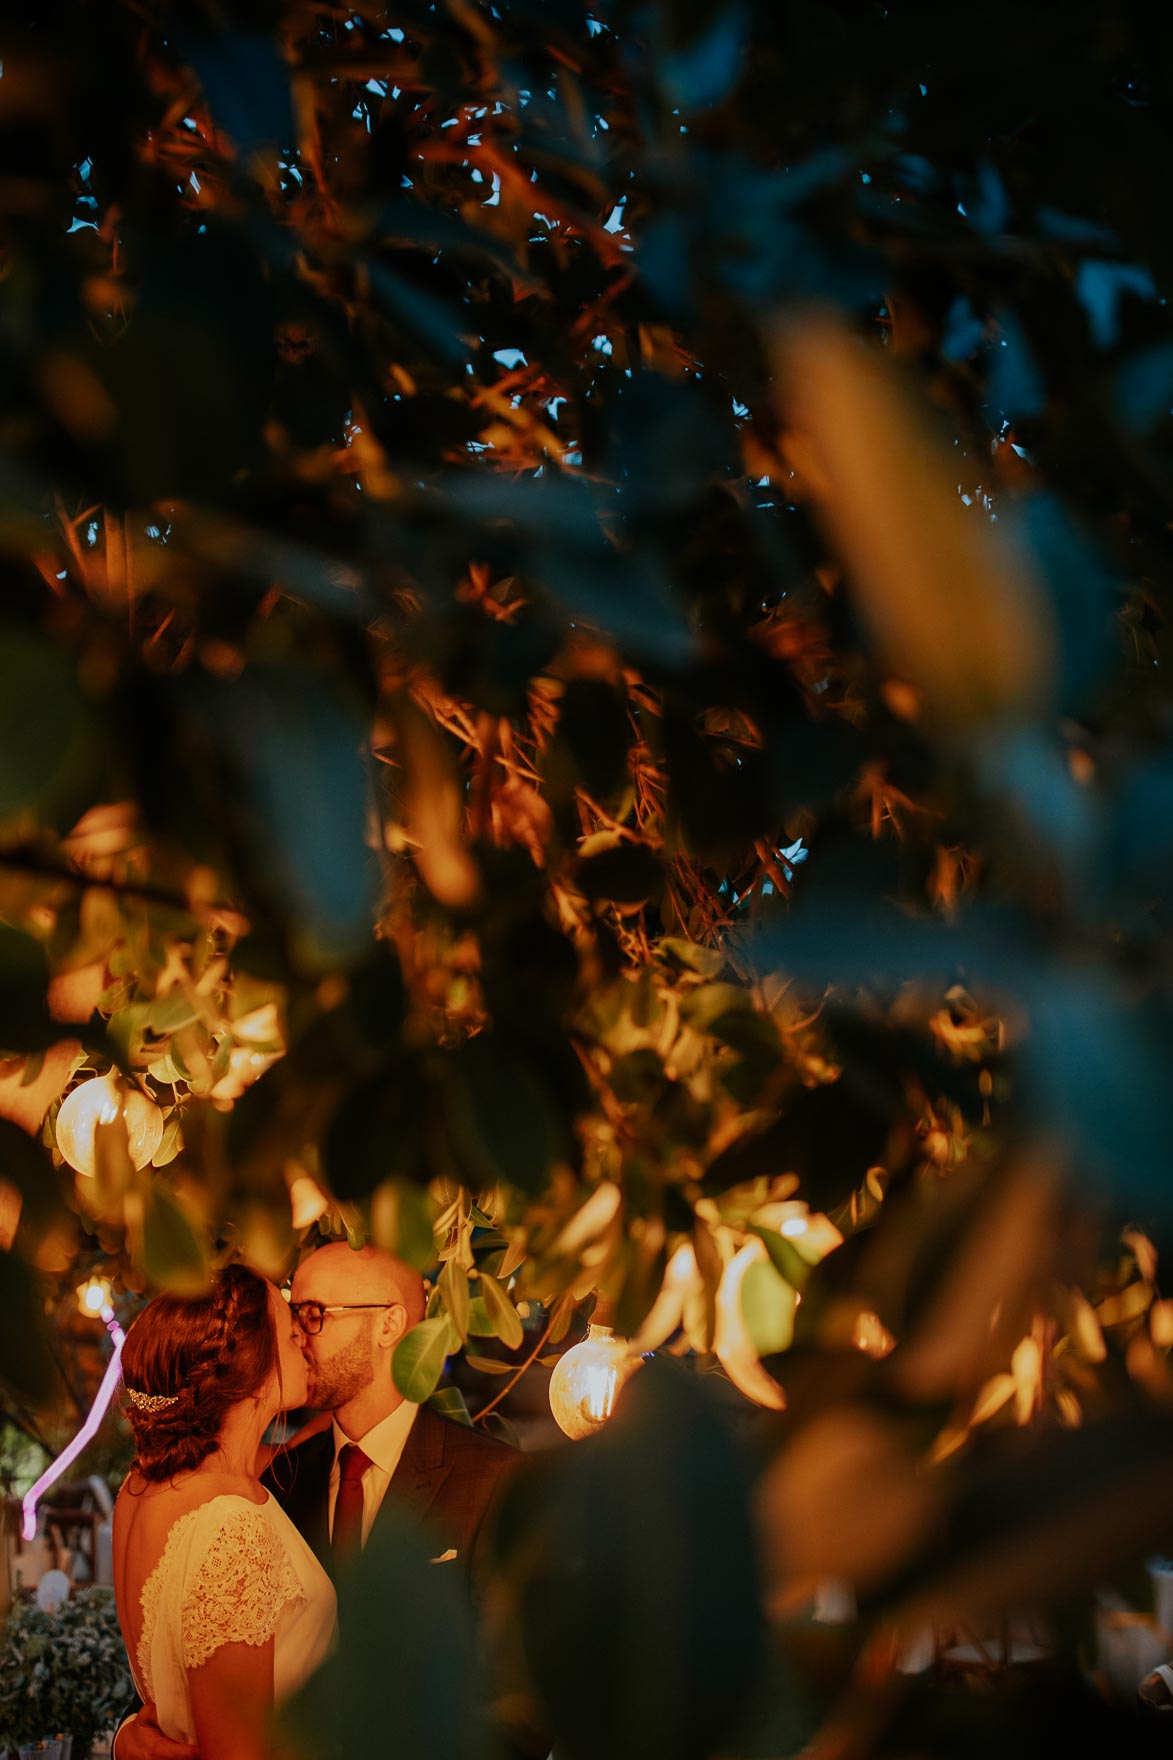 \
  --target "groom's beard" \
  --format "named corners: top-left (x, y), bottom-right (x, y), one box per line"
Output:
top-left (305, 1326), bottom-right (375, 1411)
